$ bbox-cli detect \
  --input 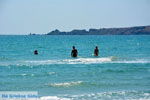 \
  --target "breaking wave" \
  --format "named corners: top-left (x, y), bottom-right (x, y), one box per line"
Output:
top-left (0, 57), bottom-right (150, 66)
top-left (40, 90), bottom-right (150, 100)
top-left (46, 81), bottom-right (83, 87)
top-left (40, 96), bottom-right (70, 100)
